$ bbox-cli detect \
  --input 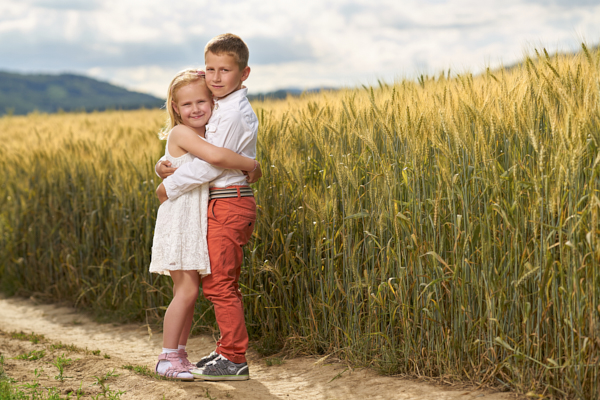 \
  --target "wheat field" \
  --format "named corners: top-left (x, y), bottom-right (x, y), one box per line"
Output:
top-left (1, 45), bottom-right (599, 398)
